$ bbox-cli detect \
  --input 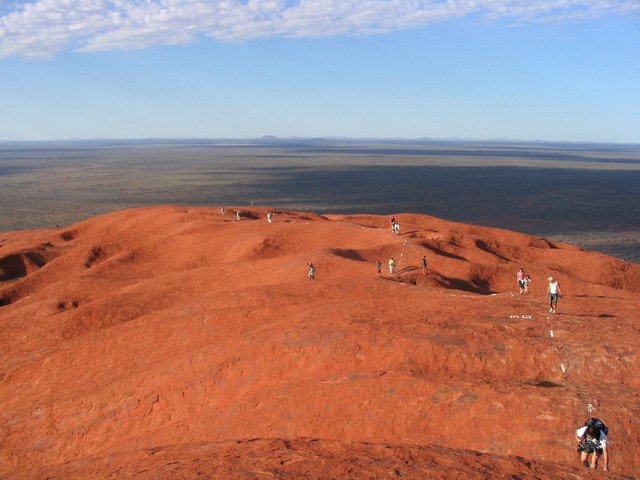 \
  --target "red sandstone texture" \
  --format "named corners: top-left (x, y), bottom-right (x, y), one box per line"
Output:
top-left (1, 205), bottom-right (639, 479)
